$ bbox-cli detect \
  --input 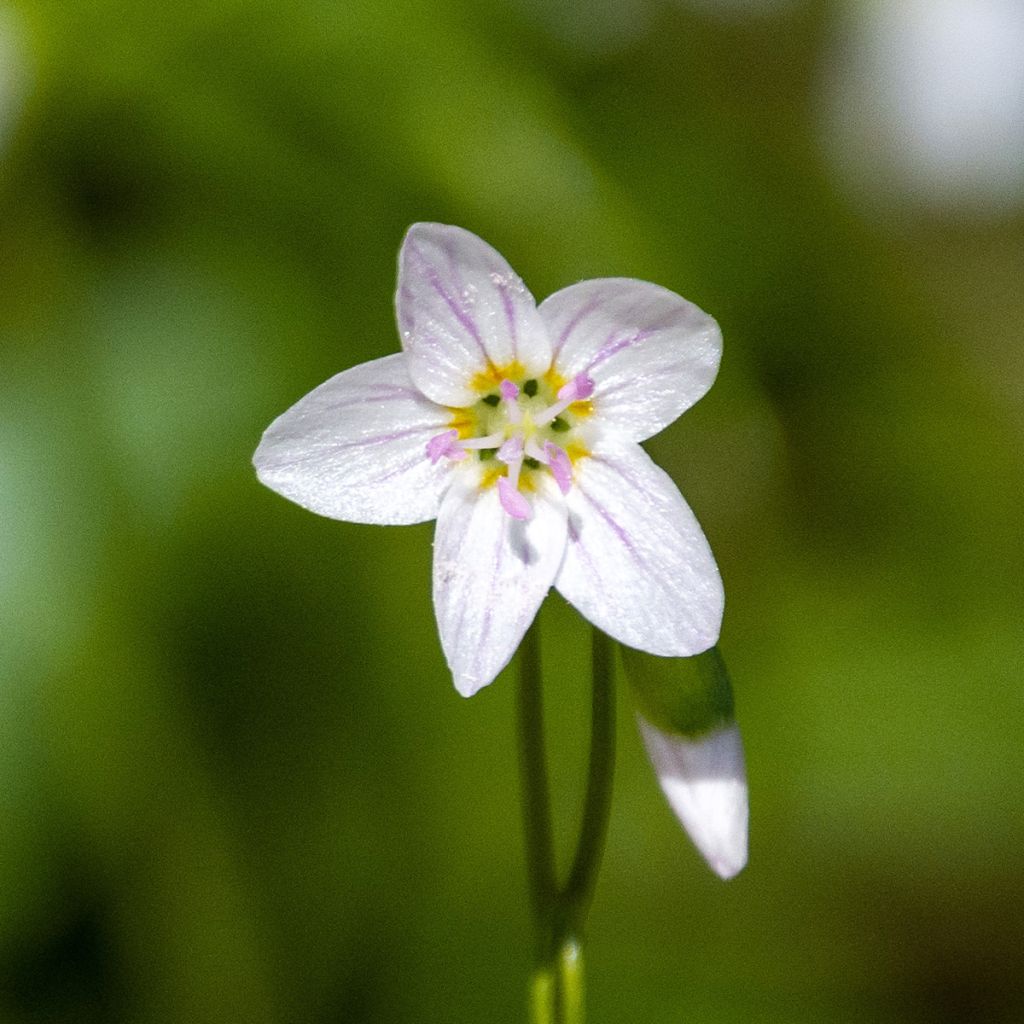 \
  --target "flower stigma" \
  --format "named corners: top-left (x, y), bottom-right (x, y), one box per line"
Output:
top-left (425, 370), bottom-right (595, 520)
